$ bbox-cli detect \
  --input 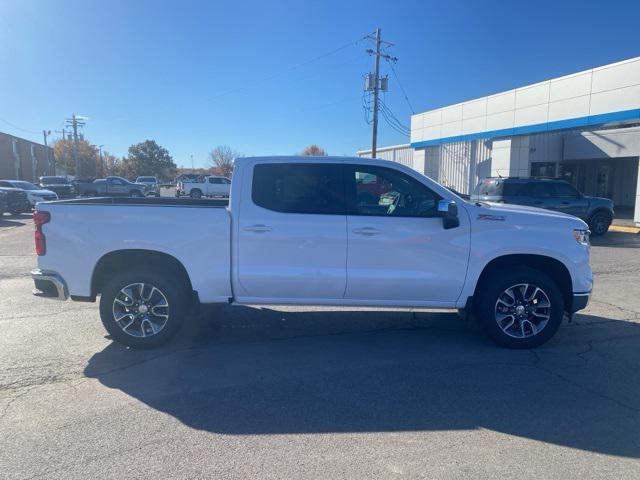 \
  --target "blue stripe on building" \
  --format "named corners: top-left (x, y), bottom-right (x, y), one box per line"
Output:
top-left (410, 108), bottom-right (640, 148)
